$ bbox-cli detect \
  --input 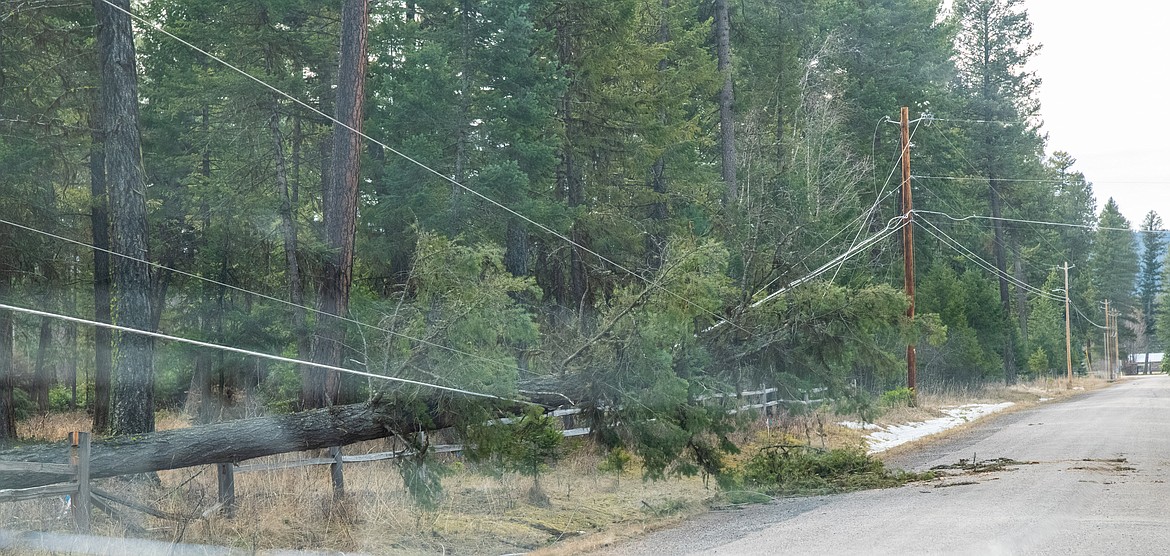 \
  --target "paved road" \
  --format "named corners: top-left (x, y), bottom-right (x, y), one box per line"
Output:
top-left (599, 376), bottom-right (1170, 555)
